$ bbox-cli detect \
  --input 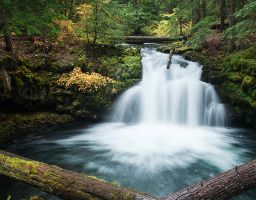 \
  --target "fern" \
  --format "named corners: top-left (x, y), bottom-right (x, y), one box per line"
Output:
top-left (188, 16), bottom-right (216, 49)
top-left (225, 1), bottom-right (256, 39)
